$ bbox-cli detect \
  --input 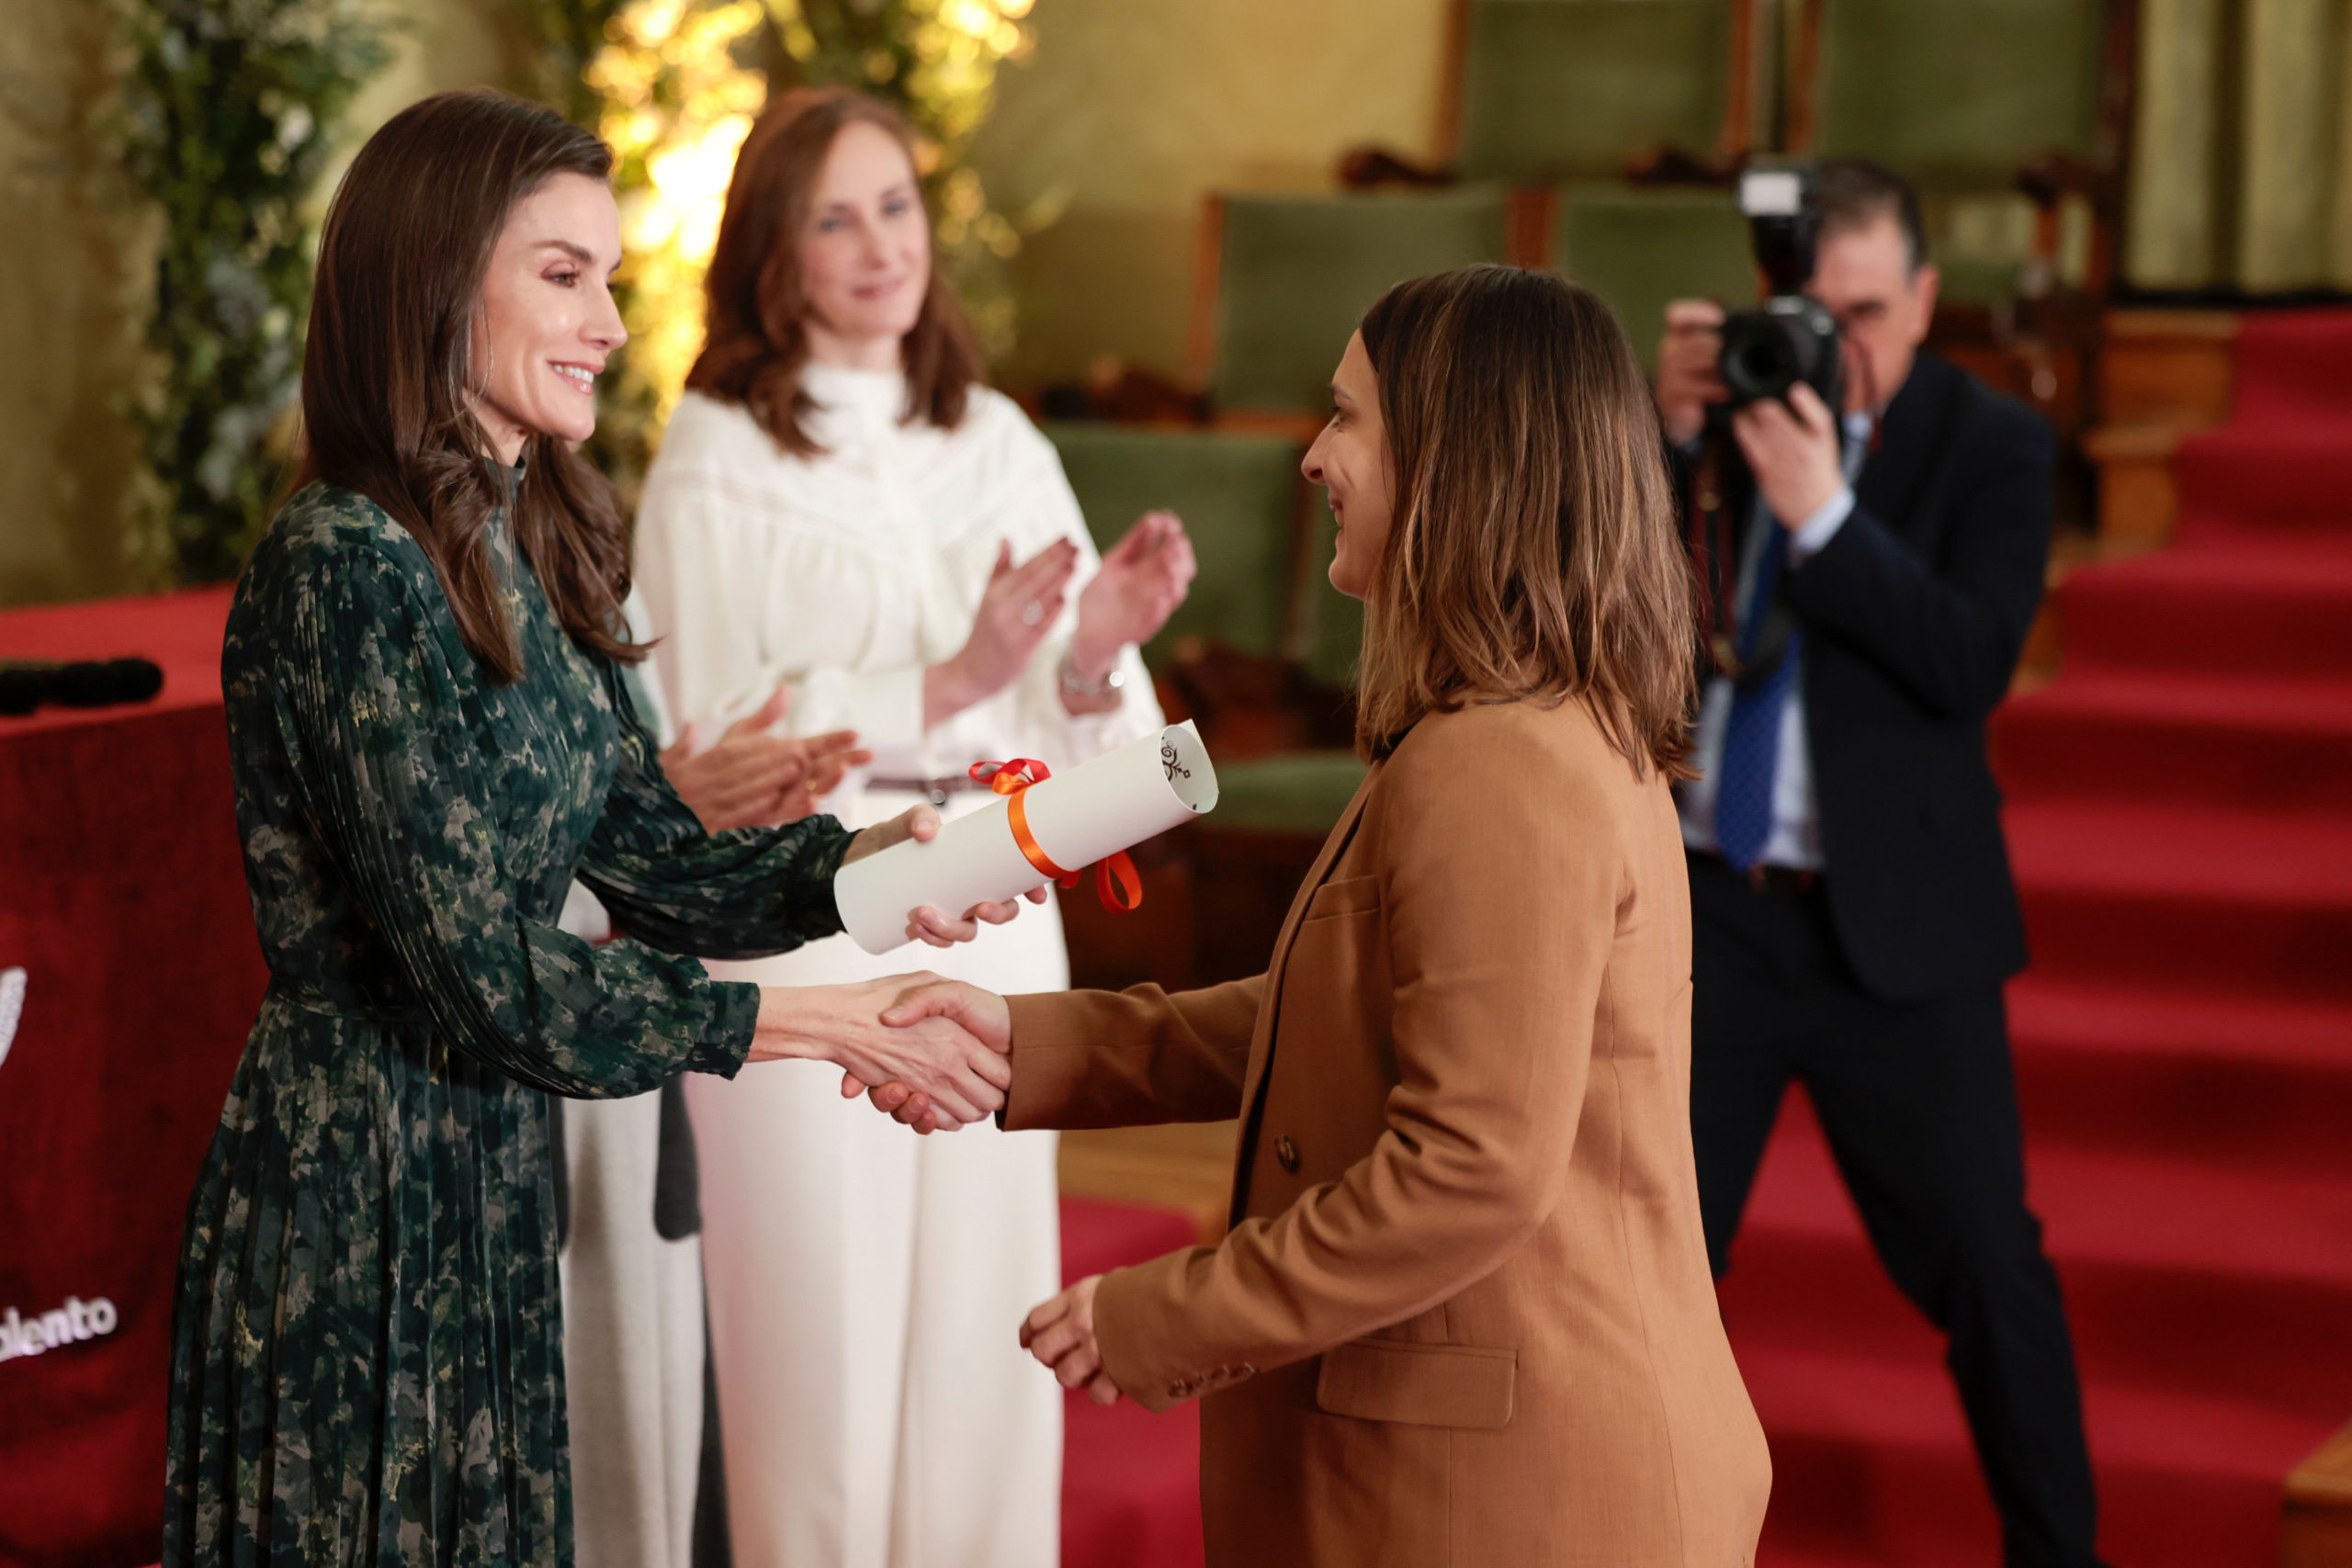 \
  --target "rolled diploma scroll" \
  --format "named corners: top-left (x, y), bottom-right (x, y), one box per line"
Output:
top-left (832, 720), bottom-right (1221, 956)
